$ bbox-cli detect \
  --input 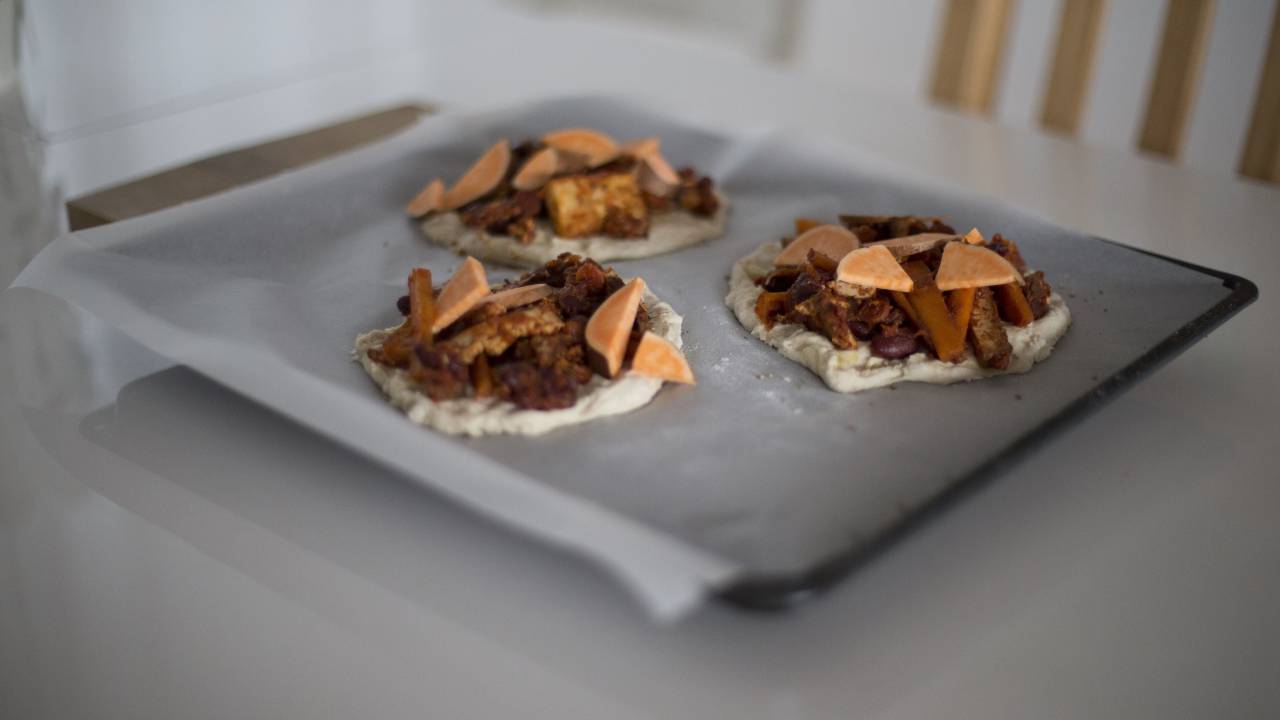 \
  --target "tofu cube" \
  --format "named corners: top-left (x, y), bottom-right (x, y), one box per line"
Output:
top-left (544, 172), bottom-right (649, 238)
